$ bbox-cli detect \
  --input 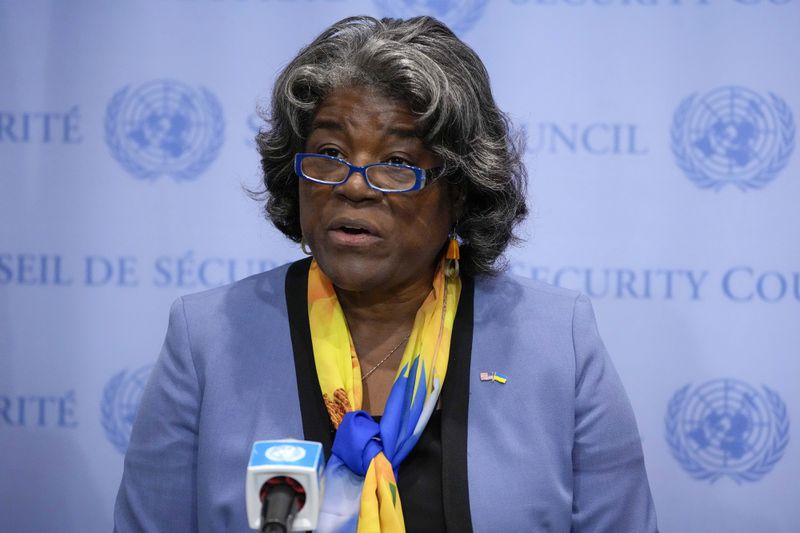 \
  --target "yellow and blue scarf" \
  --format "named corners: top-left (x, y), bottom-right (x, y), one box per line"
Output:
top-left (309, 259), bottom-right (460, 533)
